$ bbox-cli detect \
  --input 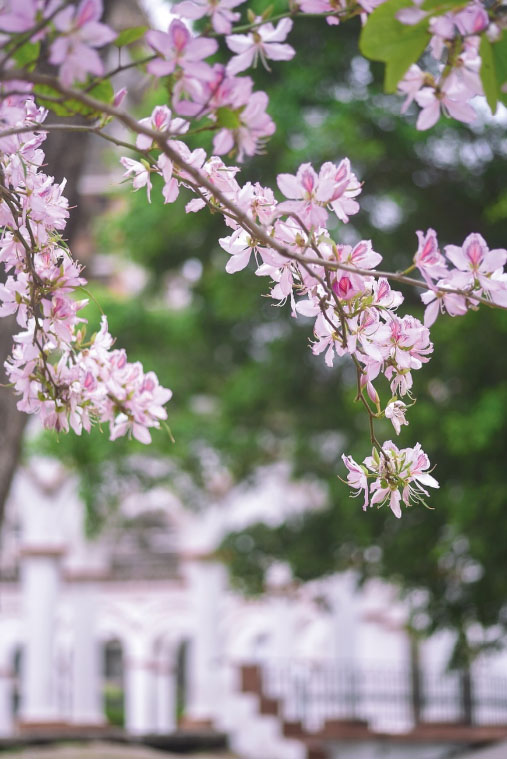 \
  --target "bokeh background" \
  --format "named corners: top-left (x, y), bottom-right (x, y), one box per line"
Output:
top-left (1, 1), bottom-right (507, 757)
